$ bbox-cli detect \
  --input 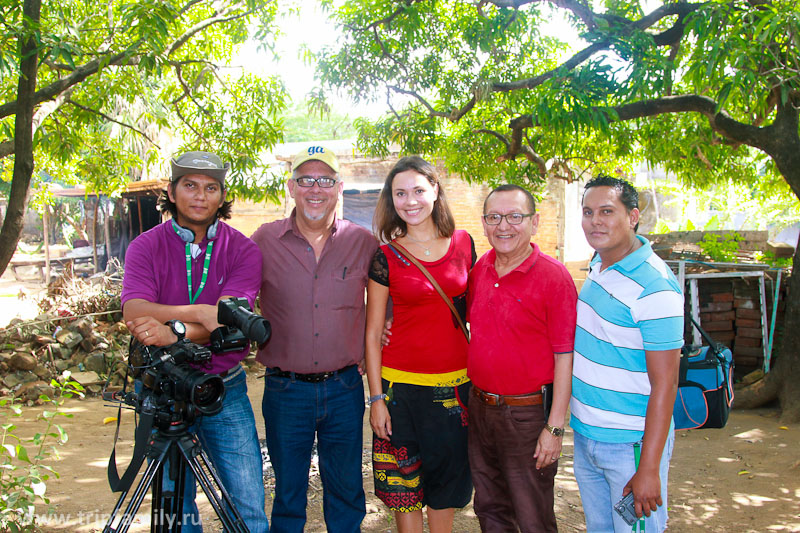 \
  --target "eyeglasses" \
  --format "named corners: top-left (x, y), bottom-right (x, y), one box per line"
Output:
top-left (294, 176), bottom-right (338, 188)
top-left (482, 213), bottom-right (534, 225)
